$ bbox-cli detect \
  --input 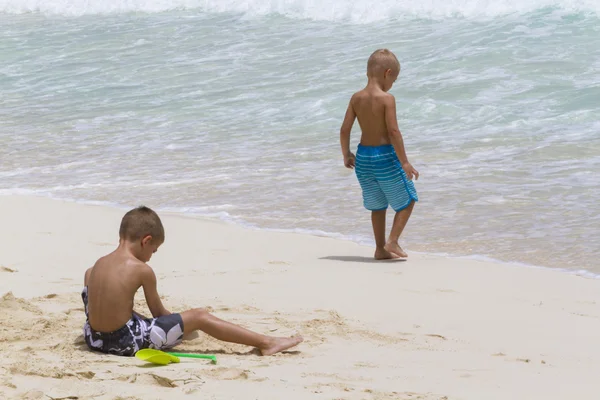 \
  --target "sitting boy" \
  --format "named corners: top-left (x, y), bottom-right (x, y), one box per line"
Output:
top-left (83, 206), bottom-right (303, 356)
